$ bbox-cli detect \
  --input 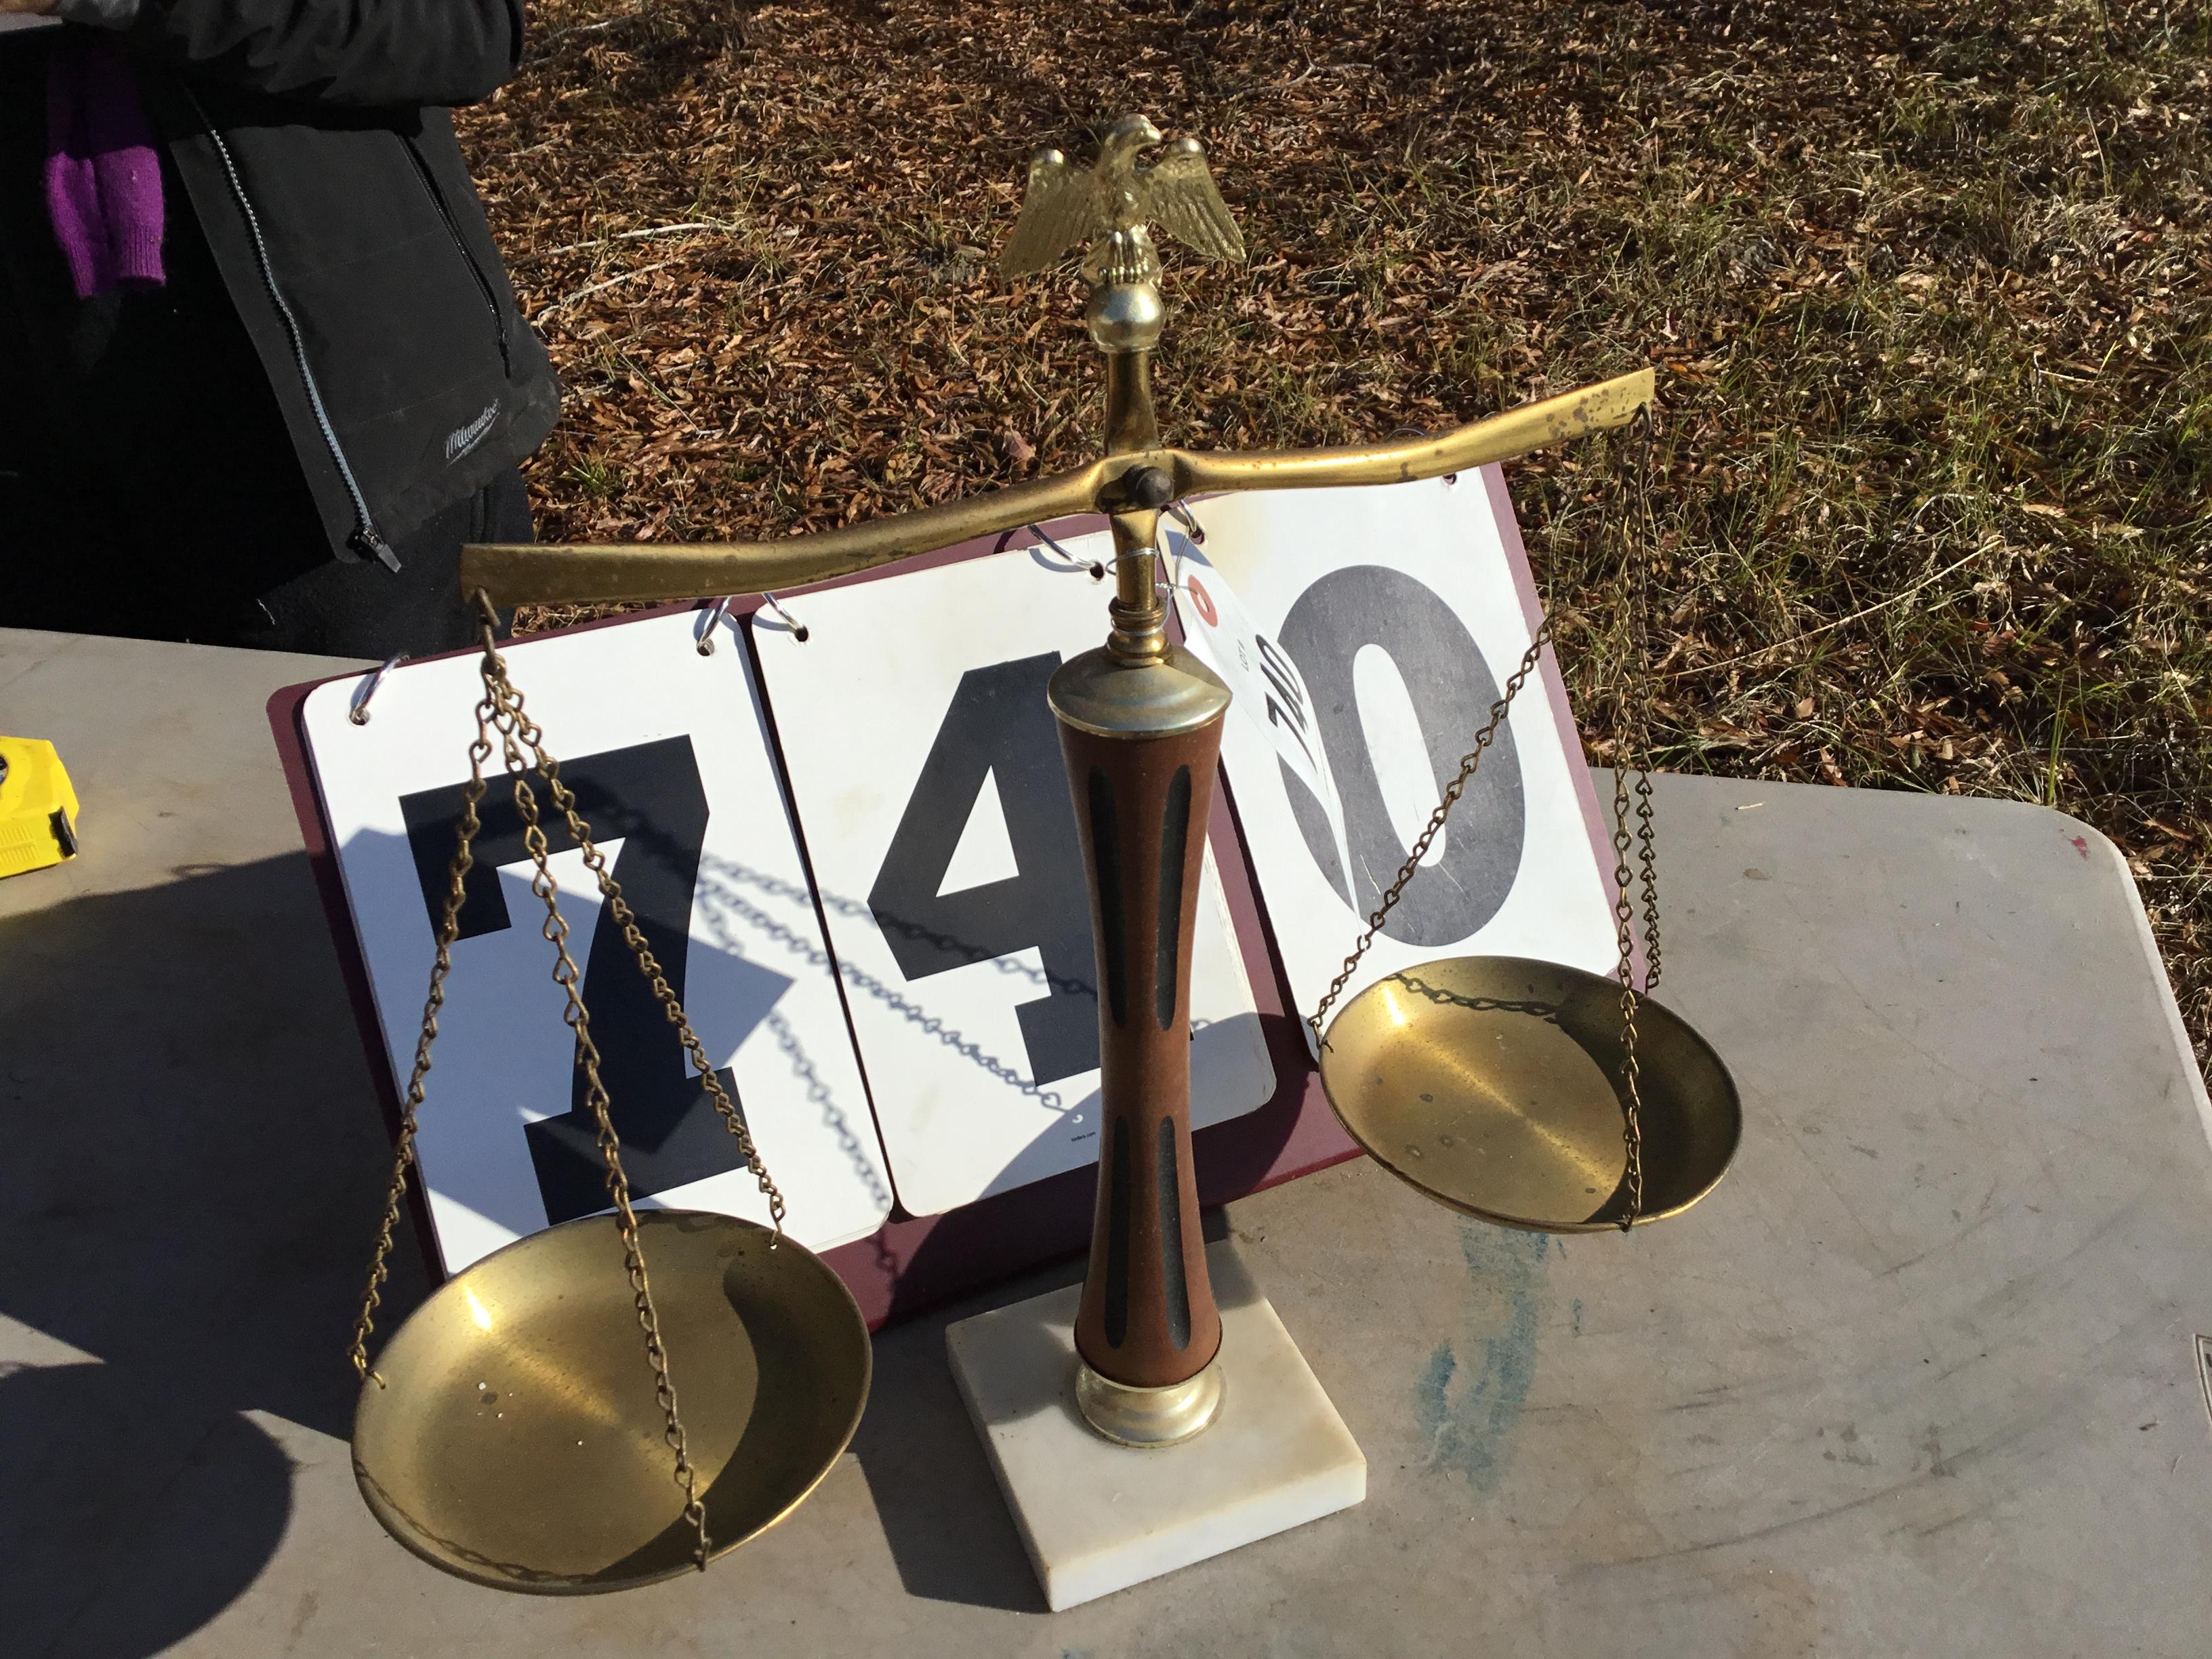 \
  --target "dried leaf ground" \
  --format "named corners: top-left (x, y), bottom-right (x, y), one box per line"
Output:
top-left (460, 0), bottom-right (2212, 1069)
